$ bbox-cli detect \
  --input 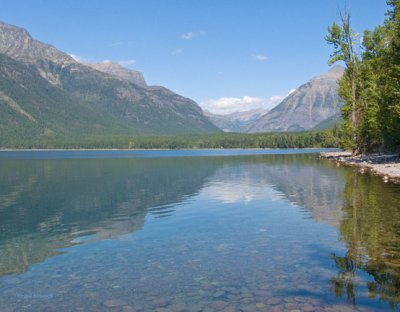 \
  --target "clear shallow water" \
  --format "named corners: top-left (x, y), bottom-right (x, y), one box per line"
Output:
top-left (0, 149), bottom-right (399, 312)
